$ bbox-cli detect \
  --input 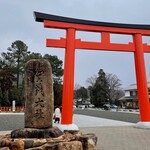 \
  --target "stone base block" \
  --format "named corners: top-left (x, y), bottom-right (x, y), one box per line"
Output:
top-left (11, 126), bottom-right (63, 138)
top-left (59, 124), bottom-right (79, 132)
top-left (1, 130), bottom-right (98, 150)
top-left (136, 122), bottom-right (150, 129)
